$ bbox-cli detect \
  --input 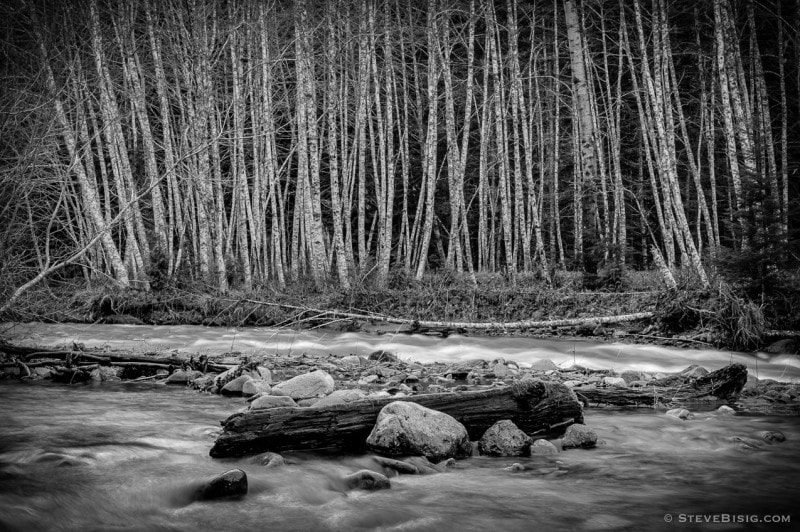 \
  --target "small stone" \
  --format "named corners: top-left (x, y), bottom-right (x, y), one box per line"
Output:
top-left (729, 436), bottom-right (766, 449)
top-left (343, 470), bottom-right (391, 491)
top-left (358, 374), bottom-right (380, 385)
top-left (196, 469), bottom-right (247, 500)
top-left (757, 431), bottom-right (786, 443)
top-left (529, 359), bottom-right (558, 372)
top-left (531, 439), bottom-right (559, 455)
top-left (716, 405), bottom-right (736, 415)
top-left (252, 451), bottom-right (285, 468)
top-left (504, 463), bottom-right (525, 472)
top-left (666, 408), bottom-right (693, 420)
top-left (340, 355), bottom-right (363, 366)
top-left (620, 370), bottom-right (646, 384)
top-left (221, 374), bottom-right (254, 396)
top-left (249, 395), bottom-right (298, 409)
top-left (561, 424), bottom-right (598, 449)
top-left (602, 376), bottom-right (627, 387)
top-left (368, 351), bottom-right (398, 363)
